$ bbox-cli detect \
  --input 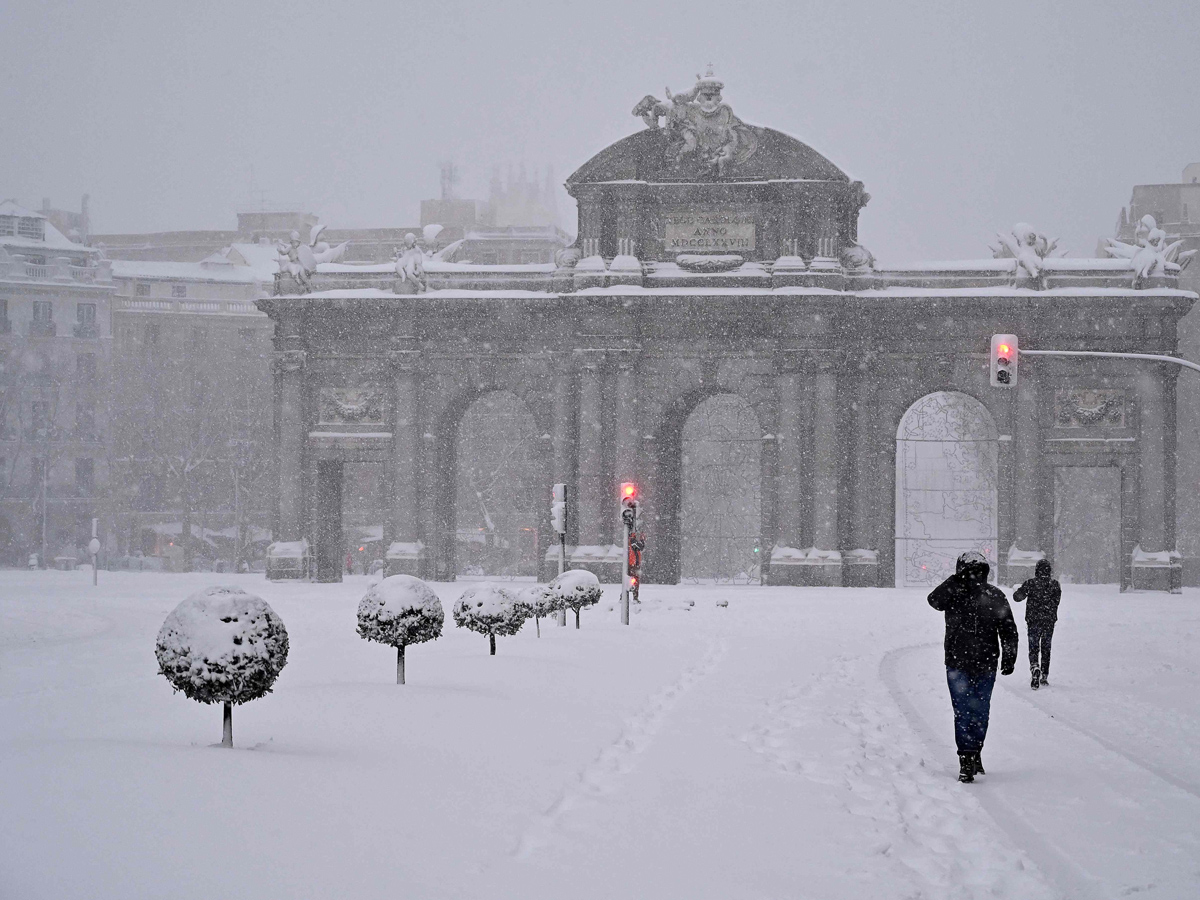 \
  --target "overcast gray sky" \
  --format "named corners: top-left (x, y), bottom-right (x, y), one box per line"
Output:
top-left (2, 0), bottom-right (1197, 263)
